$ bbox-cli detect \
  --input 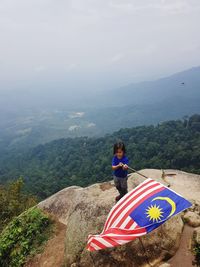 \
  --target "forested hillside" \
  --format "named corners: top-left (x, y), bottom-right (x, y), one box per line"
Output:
top-left (0, 115), bottom-right (200, 199)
